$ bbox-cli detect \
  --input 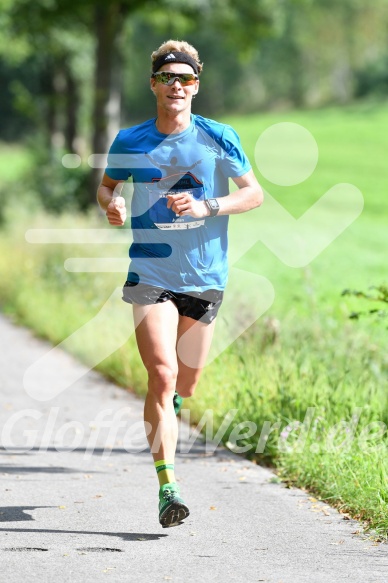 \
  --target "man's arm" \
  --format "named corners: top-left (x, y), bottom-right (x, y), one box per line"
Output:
top-left (97, 172), bottom-right (127, 226)
top-left (166, 169), bottom-right (263, 218)
top-left (217, 169), bottom-right (263, 215)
